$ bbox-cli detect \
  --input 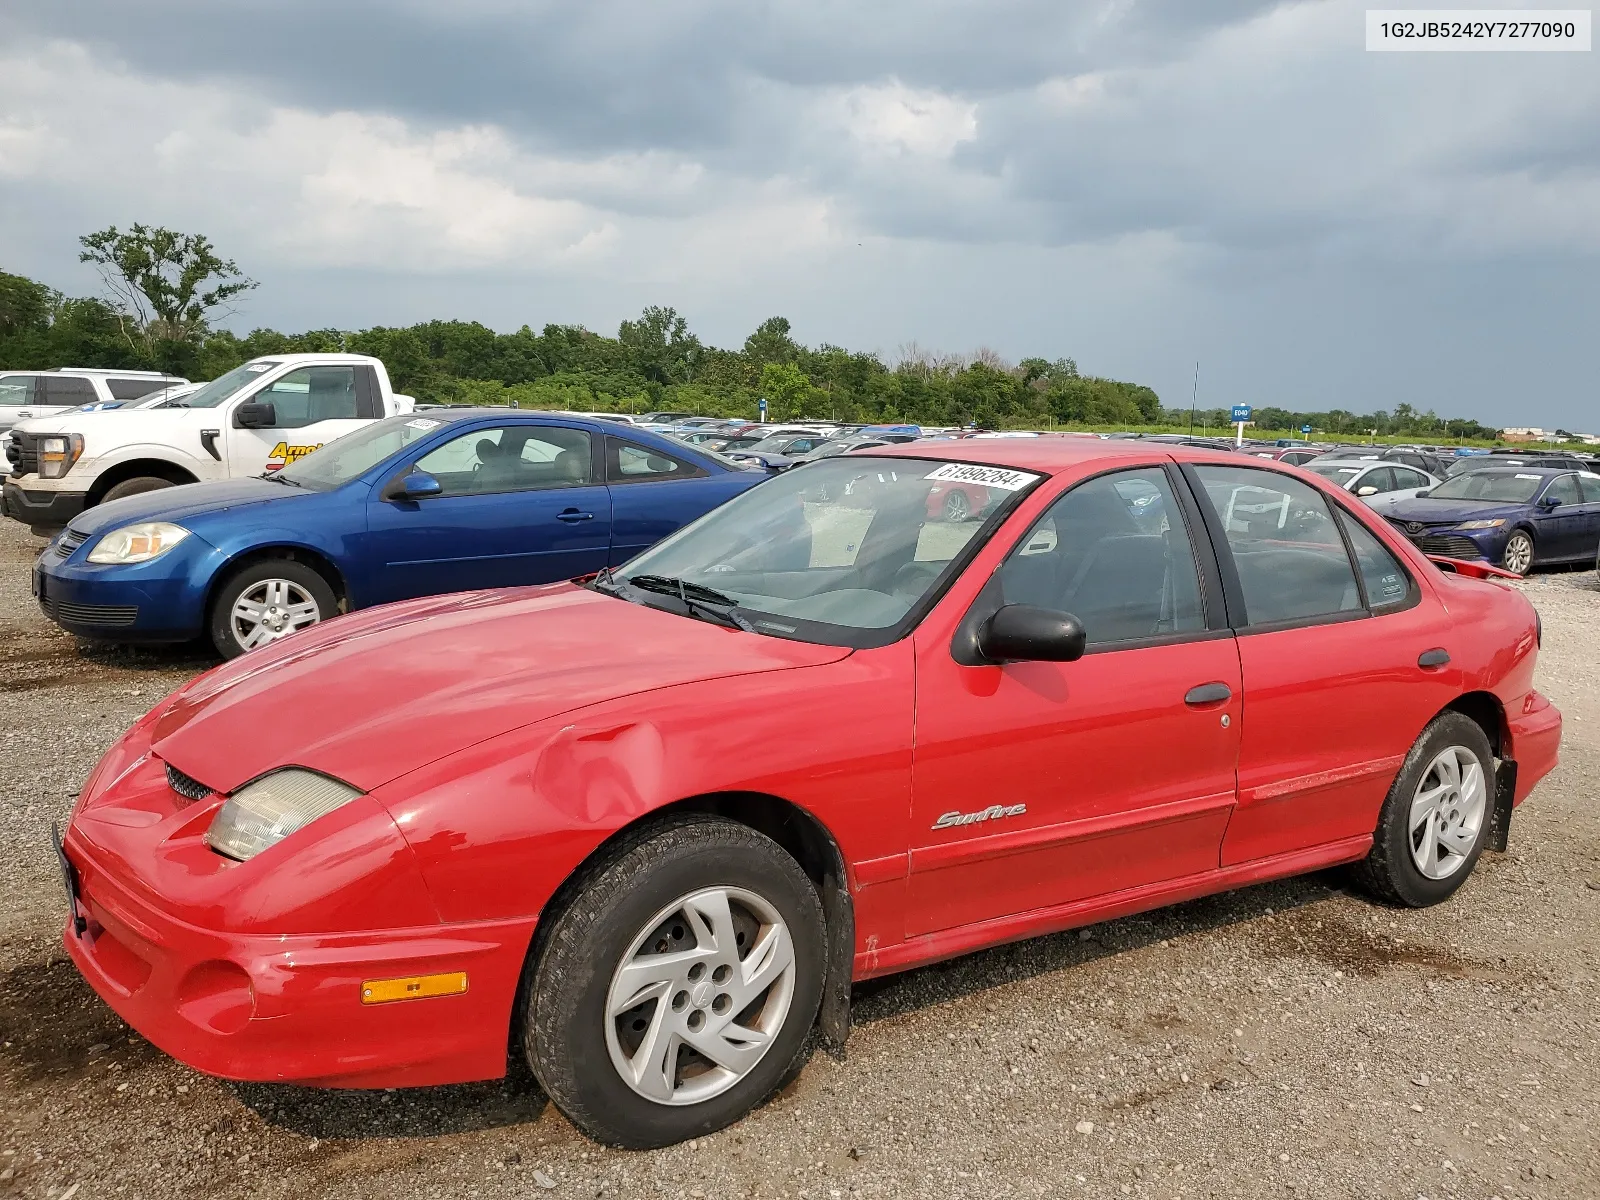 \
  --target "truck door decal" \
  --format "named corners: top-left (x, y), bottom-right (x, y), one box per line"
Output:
top-left (265, 441), bottom-right (324, 471)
